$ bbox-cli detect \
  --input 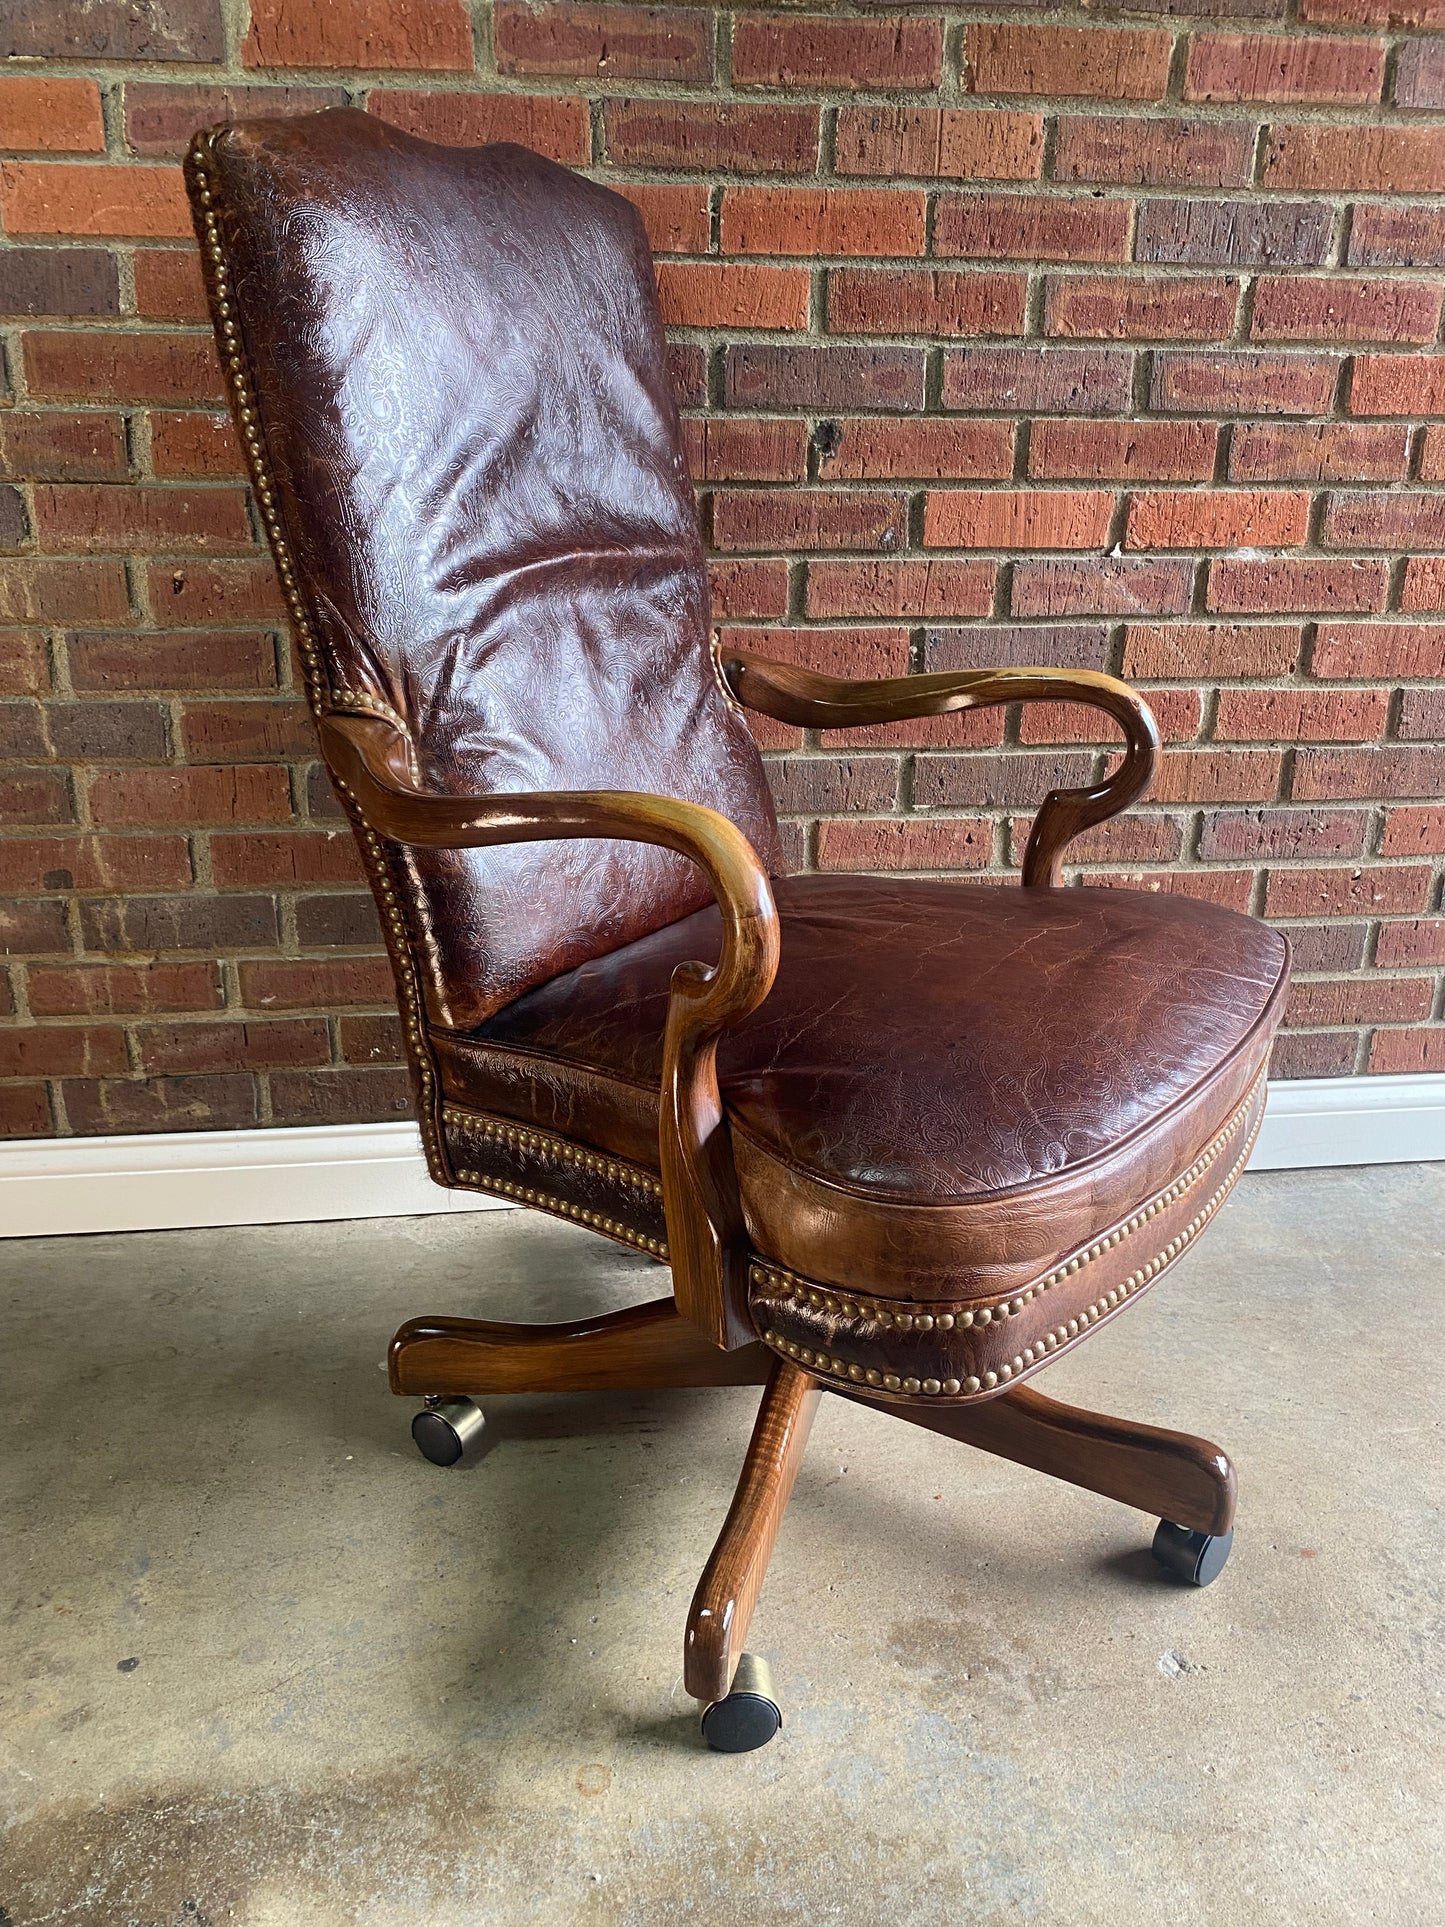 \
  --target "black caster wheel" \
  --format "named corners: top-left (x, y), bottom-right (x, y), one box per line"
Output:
top-left (1152, 1519), bottom-right (1233, 1587)
top-left (700, 1653), bottom-right (783, 1754)
top-left (411, 1397), bottom-right (485, 1466)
